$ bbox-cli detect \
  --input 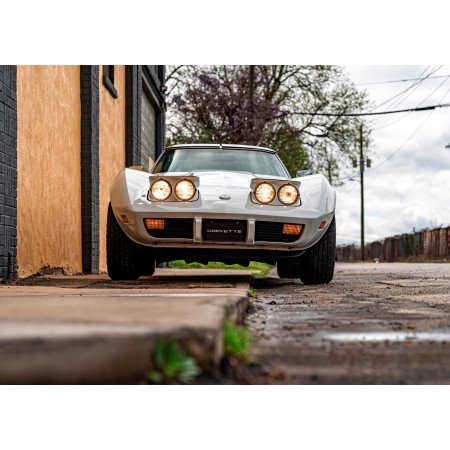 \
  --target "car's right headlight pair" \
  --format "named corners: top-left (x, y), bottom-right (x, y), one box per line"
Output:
top-left (254, 182), bottom-right (299, 205)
